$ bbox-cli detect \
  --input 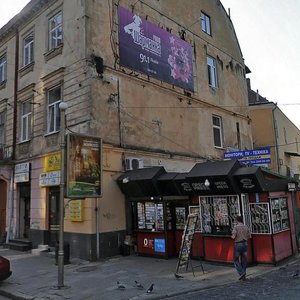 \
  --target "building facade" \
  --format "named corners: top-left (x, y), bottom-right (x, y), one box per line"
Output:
top-left (248, 79), bottom-right (300, 178)
top-left (0, 0), bottom-right (252, 260)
